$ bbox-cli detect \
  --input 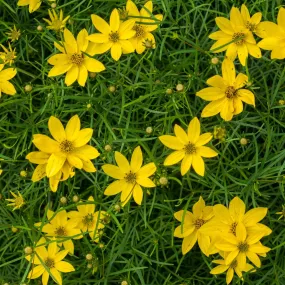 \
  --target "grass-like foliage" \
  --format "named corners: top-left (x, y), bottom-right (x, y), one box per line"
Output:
top-left (0, 0), bottom-right (285, 284)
